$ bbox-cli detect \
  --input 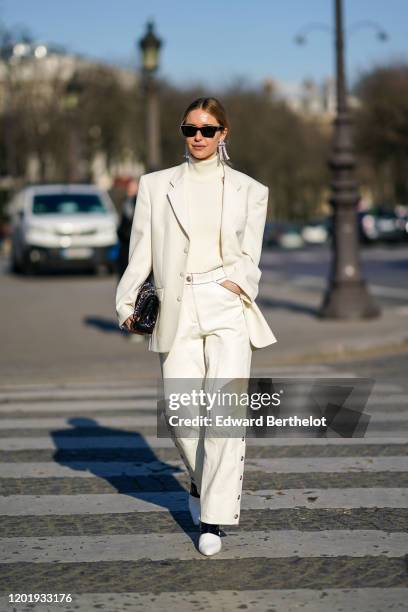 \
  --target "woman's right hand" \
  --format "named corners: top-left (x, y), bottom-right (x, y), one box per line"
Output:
top-left (122, 316), bottom-right (145, 335)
